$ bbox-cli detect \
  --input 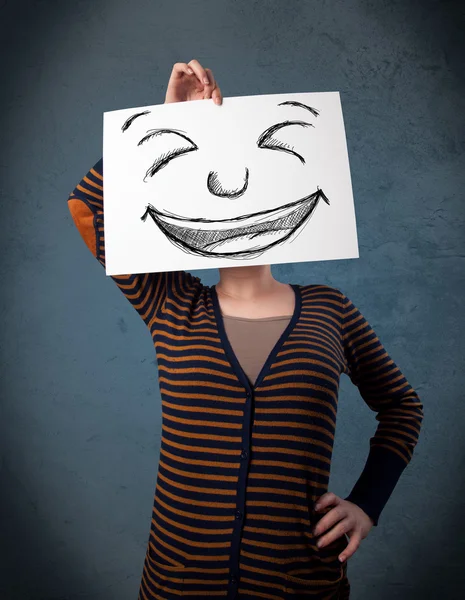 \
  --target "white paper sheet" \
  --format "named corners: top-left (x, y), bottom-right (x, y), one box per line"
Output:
top-left (103, 91), bottom-right (359, 276)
